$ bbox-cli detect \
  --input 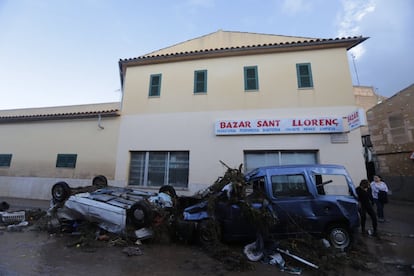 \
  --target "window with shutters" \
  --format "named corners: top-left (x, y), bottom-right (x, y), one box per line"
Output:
top-left (56, 154), bottom-right (77, 168)
top-left (149, 74), bottom-right (162, 97)
top-left (0, 154), bottom-right (12, 167)
top-left (296, 63), bottom-right (313, 88)
top-left (244, 66), bottom-right (259, 91)
top-left (194, 70), bottom-right (207, 94)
